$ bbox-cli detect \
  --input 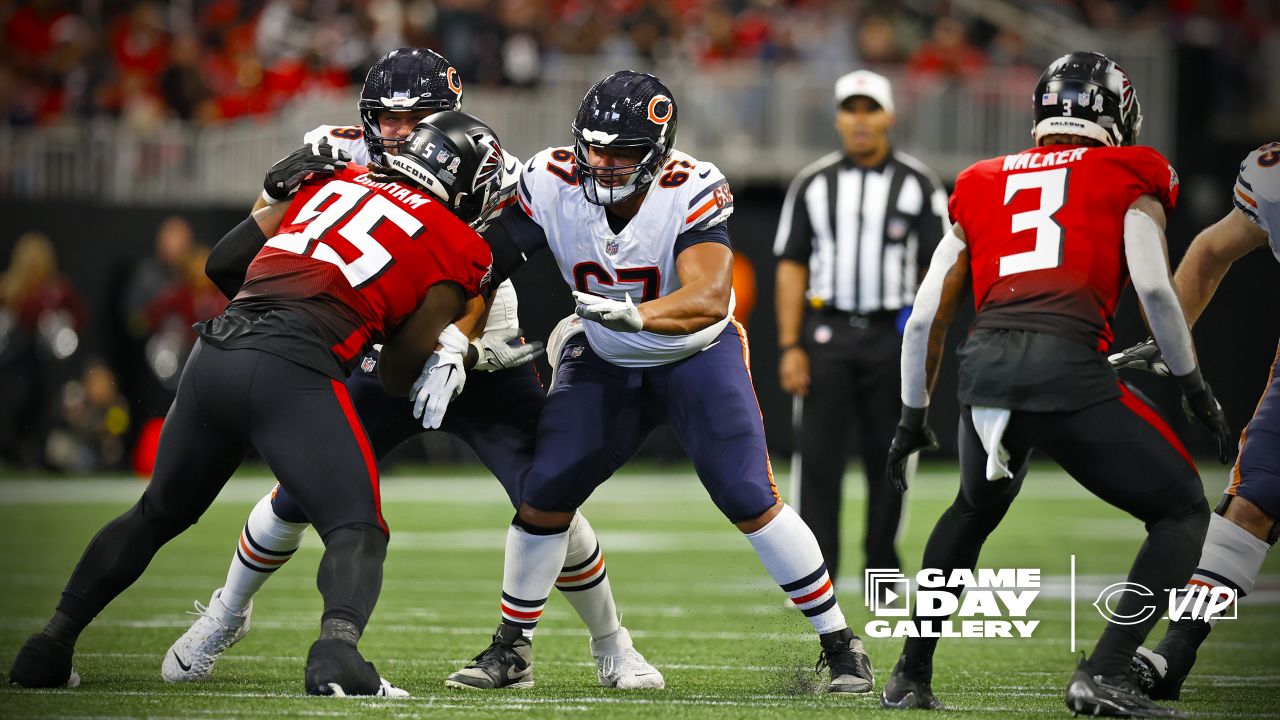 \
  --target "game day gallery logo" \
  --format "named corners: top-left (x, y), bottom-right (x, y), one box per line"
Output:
top-left (862, 568), bottom-right (1042, 639)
